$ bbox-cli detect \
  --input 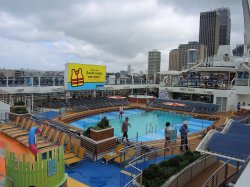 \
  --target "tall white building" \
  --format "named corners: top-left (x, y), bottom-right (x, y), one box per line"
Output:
top-left (148, 50), bottom-right (161, 80)
top-left (242, 0), bottom-right (250, 54)
top-left (127, 65), bottom-right (132, 75)
top-left (187, 49), bottom-right (199, 69)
